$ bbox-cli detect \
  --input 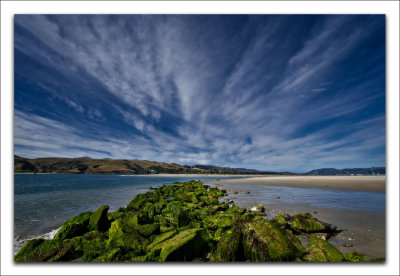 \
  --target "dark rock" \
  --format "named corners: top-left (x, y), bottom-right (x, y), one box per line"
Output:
top-left (89, 205), bottom-right (110, 232)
